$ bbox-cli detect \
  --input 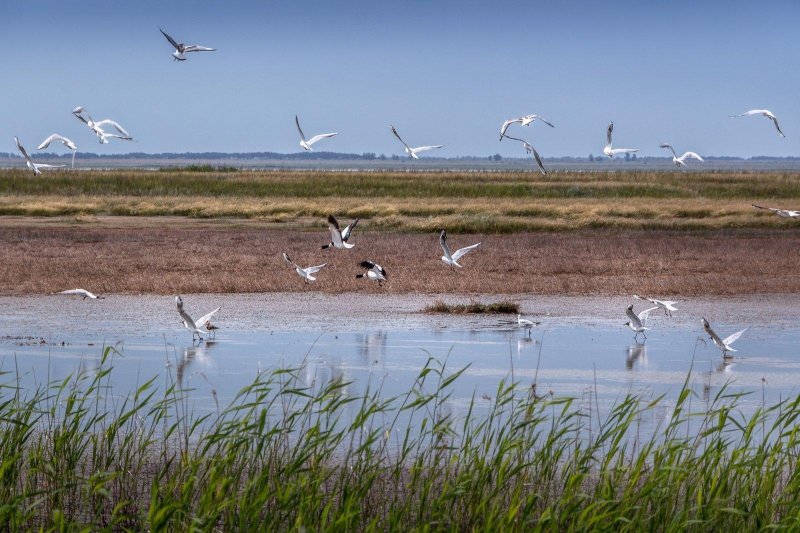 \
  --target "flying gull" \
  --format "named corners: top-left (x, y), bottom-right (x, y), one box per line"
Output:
top-left (752, 204), bottom-right (800, 219)
top-left (355, 260), bottom-right (388, 286)
top-left (282, 252), bottom-right (327, 283)
top-left (439, 230), bottom-right (481, 268)
top-left (14, 137), bottom-right (64, 175)
top-left (295, 115), bottom-right (338, 151)
top-left (322, 215), bottom-right (359, 249)
top-left (633, 294), bottom-right (678, 317)
top-left (73, 107), bottom-right (133, 144)
top-left (730, 109), bottom-right (784, 138)
top-left (390, 125), bottom-right (444, 159)
top-left (501, 134), bottom-right (547, 175)
top-left (603, 121), bottom-right (639, 158)
top-left (660, 143), bottom-right (703, 168)
top-left (37, 134), bottom-right (78, 169)
top-left (159, 28), bottom-right (216, 61)
top-left (58, 288), bottom-right (103, 300)
top-left (702, 318), bottom-right (749, 358)
top-left (499, 114), bottom-right (554, 140)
